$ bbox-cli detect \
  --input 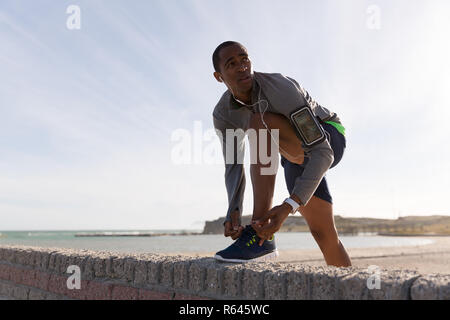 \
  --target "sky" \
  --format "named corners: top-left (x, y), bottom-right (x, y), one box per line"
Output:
top-left (1, 0), bottom-right (450, 230)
